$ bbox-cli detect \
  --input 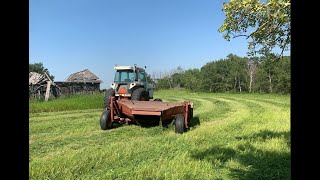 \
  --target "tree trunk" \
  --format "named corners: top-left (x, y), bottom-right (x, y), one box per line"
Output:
top-left (38, 90), bottom-right (41, 100)
top-left (234, 76), bottom-right (237, 90)
top-left (247, 61), bottom-right (257, 93)
top-left (268, 69), bottom-right (273, 93)
top-left (249, 71), bottom-right (253, 93)
top-left (238, 77), bottom-right (242, 93)
top-left (168, 78), bottom-right (172, 89)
